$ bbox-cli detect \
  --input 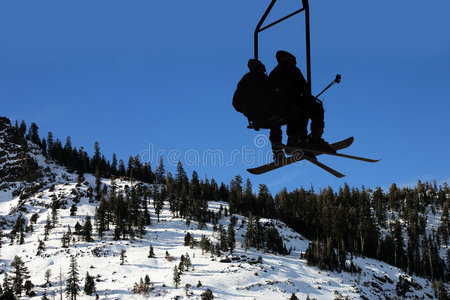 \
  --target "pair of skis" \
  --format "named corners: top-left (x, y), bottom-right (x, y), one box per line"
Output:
top-left (247, 137), bottom-right (380, 177)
